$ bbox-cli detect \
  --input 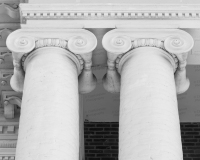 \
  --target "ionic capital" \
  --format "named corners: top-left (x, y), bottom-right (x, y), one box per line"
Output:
top-left (102, 29), bottom-right (194, 94)
top-left (6, 29), bottom-right (97, 93)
